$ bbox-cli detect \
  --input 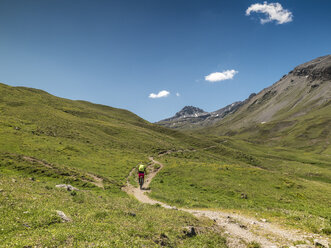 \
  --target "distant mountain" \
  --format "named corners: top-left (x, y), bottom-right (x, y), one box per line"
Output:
top-left (157, 106), bottom-right (208, 128)
top-left (173, 106), bottom-right (207, 118)
top-left (156, 95), bottom-right (256, 129)
top-left (157, 55), bottom-right (331, 152)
